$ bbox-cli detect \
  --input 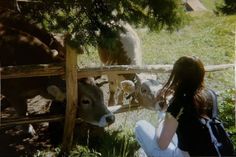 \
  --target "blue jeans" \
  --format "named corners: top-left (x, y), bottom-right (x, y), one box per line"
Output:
top-left (135, 120), bottom-right (189, 157)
